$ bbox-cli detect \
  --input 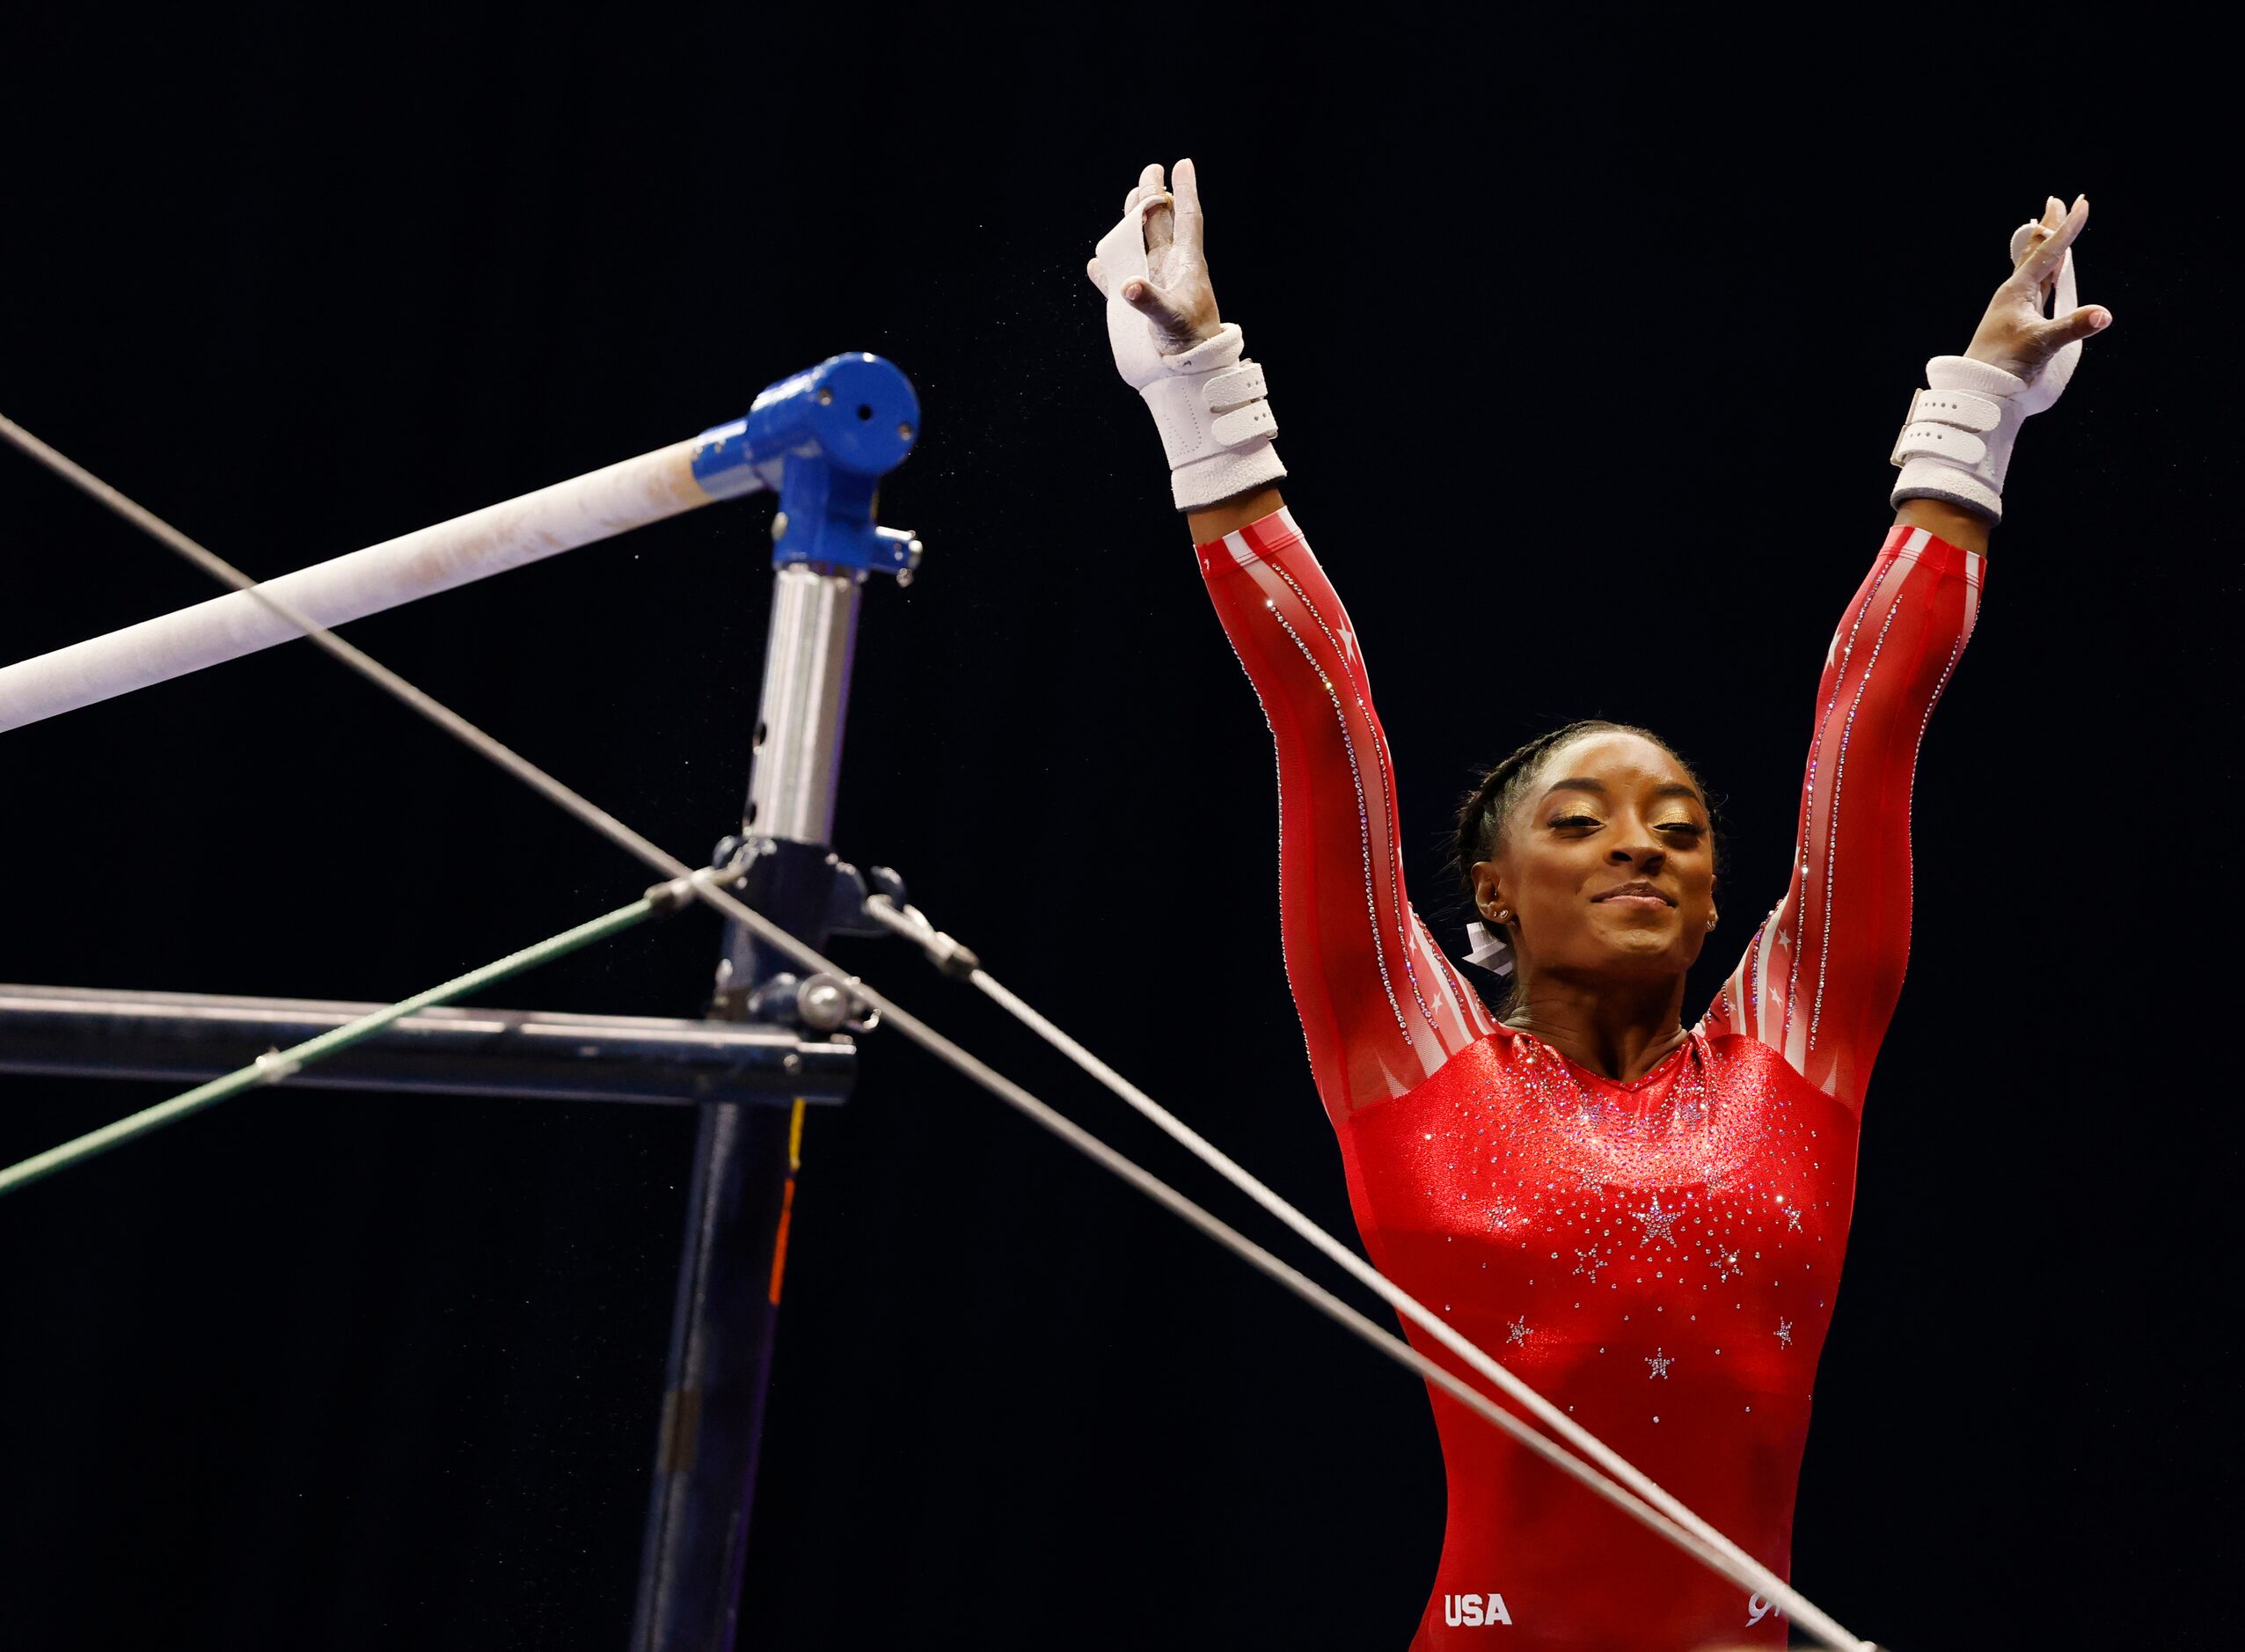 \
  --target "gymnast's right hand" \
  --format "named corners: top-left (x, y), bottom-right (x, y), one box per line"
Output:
top-left (1084, 158), bottom-right (1286, 516)
top-left (1086, 158), bottom-right (1225, 360)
